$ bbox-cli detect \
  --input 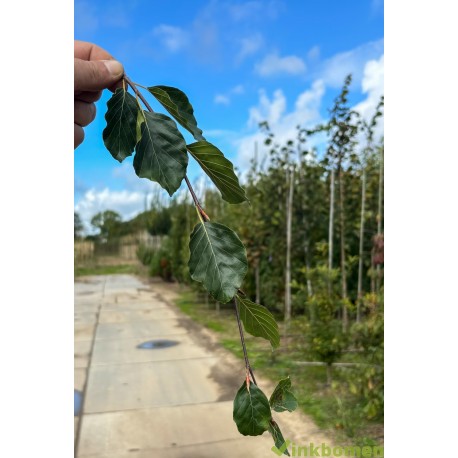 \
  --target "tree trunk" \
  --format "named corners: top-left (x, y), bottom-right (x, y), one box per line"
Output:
top-left (255, 261), bottom-right (261, 304)
top-left (326, 364), bottom-right (332, 386)
top-left (297, 149), bottom-right (313, 299)
top-left (370, 249), bottom-right (376, 294)
top-left (357, 170), bottom-right (366, 322)
top-left (305, 243), bottom-right (313, 297)
top-left (285, 167), bottom-right (294, 324)
top-left (328, 168), bottom-right (335, 294)
top-left (376, 146), bottom-right (384, 291)
top-left (338, 165), bottom-right (348, 332)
